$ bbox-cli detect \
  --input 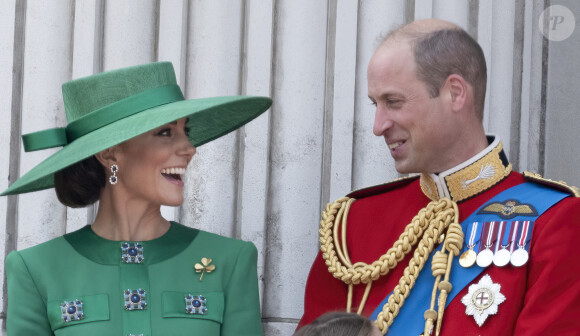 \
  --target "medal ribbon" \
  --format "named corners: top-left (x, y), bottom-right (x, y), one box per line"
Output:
top-left (509, 221), bottom-right (521, 253)
top-left (518, 221), bottom-right (531, 248)
top-left (485, 222), bottom-right (496, 249)
top-left (467, 222), bottom-right (480, 248)
top-left (478, 222), bottom-right (489, 252)
top-left (494, 221), bottom-right (505, 253)
top-left (500, 221), bottom-right (513, 248)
